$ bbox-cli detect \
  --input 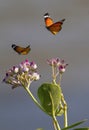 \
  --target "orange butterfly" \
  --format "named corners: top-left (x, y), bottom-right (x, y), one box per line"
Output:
top-left (12, 44), bottom-right (31, 55)
top-left (44, 13), bottom-right (65, 35)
